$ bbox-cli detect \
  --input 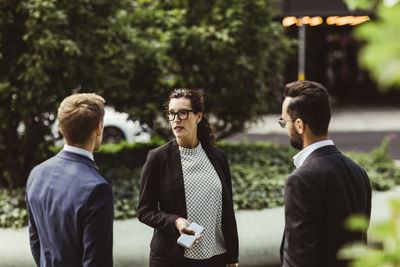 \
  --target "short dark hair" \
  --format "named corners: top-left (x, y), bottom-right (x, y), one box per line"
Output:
top-left (58, 93), bottom-right (105, 144)
top-left (283, 80), bottom-right (331, 136)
